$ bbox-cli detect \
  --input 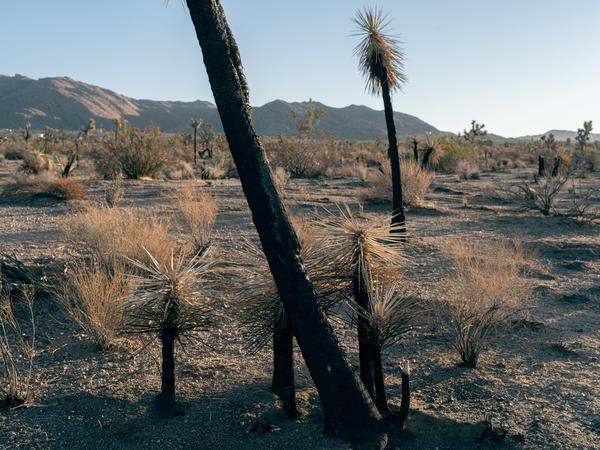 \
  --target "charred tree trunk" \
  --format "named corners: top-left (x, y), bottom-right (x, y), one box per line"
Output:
top-left (185, 0), bottom-right (382, 440)
top-left (373, 350), bottom-right (391, 416)
top-left (272, 324), bottom-right (299, 419)
top-left (160, 326), bottom-right (177, 416)
top-left (193, 128), bottom-right (198, 165)
top-left (411, 139), bottom-right (419, 161)
top-left (381, 77), bottom-right (405, 230)
top-left (395, 369), bottom-right (410, 431)
top-left (537, 155), bottom-right (546, 177)
top-left (551, 157), bottom-right (561, 177)
top-left (421, 146), bottom-right (434, 170)
top-left (353, 273), bottom-right (375, 399)
top-left (62, 153), bottom-right (78, 178)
